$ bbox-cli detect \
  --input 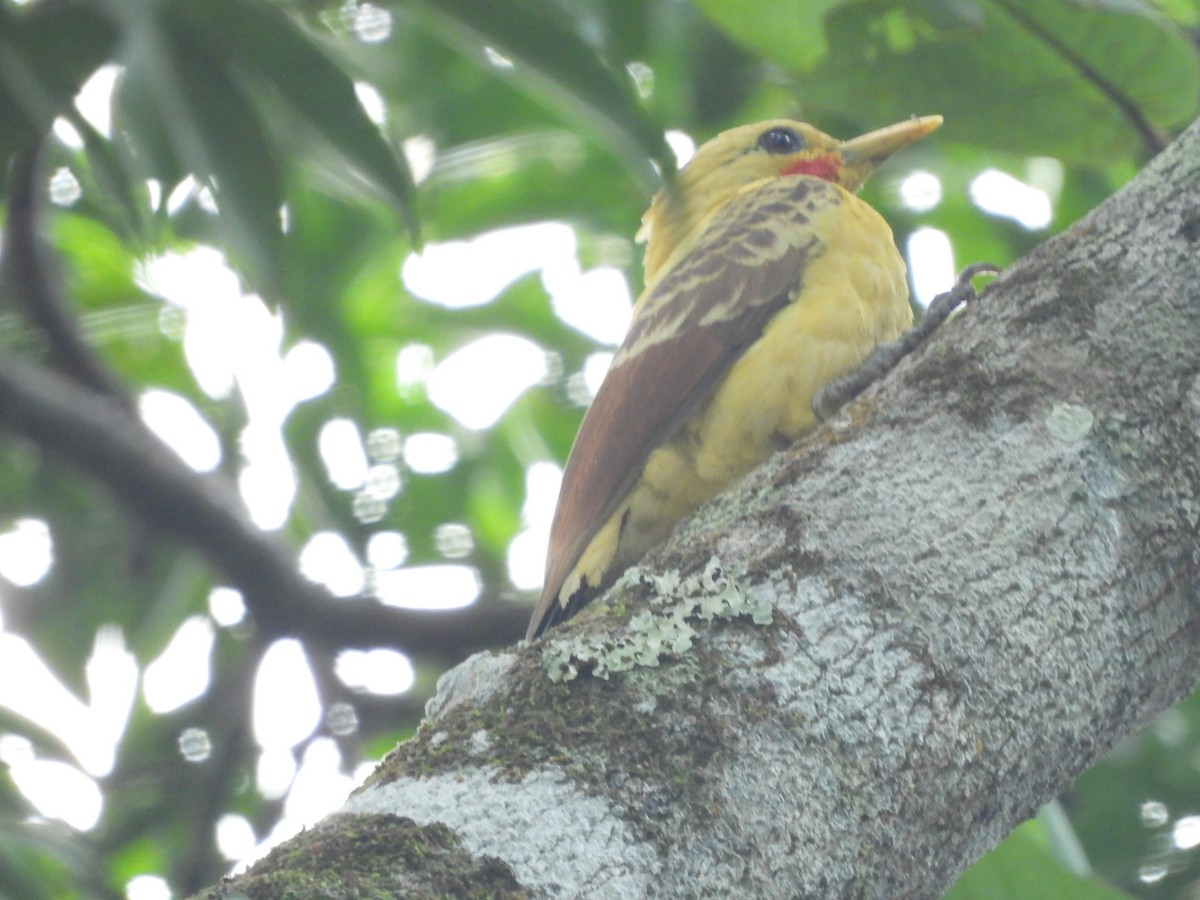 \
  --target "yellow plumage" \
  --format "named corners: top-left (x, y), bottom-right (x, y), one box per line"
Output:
top-left (528, 116), bottom-right (941, 639)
